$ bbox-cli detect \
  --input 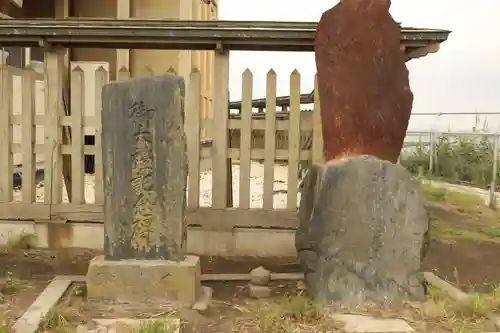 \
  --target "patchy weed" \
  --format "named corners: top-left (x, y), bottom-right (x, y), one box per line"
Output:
top-left (67, 284), bottom-right (86, 298)
top-left (133, 320), bottom-right (179, 333)
top-left (252, 295), bottom-right (341, 333)
top-left (1, 272), bottom-right (28, 294)
top-left (7, 233), bottom-right (37, 250)
top-left (38, 310), bottom-right (69, 333)
top-left (0, 322), bottom-right (10, 333)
